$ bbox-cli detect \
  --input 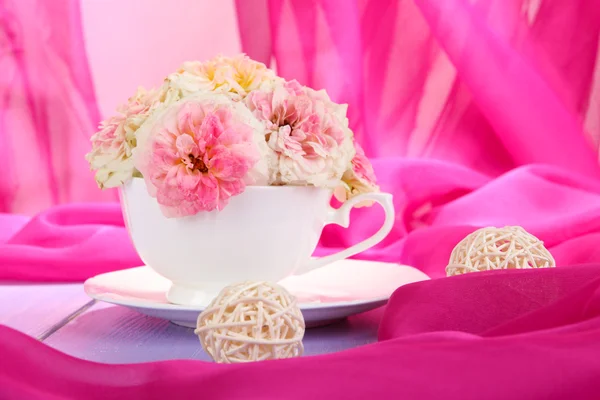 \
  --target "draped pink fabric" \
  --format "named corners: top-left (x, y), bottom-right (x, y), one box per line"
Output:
top-left (237, 0), bottom-right (600, 177)
top-left (3, 0), bottom-right (600, 398)
top-left (5, 162), bottom-right (600, 282)
top-left (0, 0), bottom-right (115, 215)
